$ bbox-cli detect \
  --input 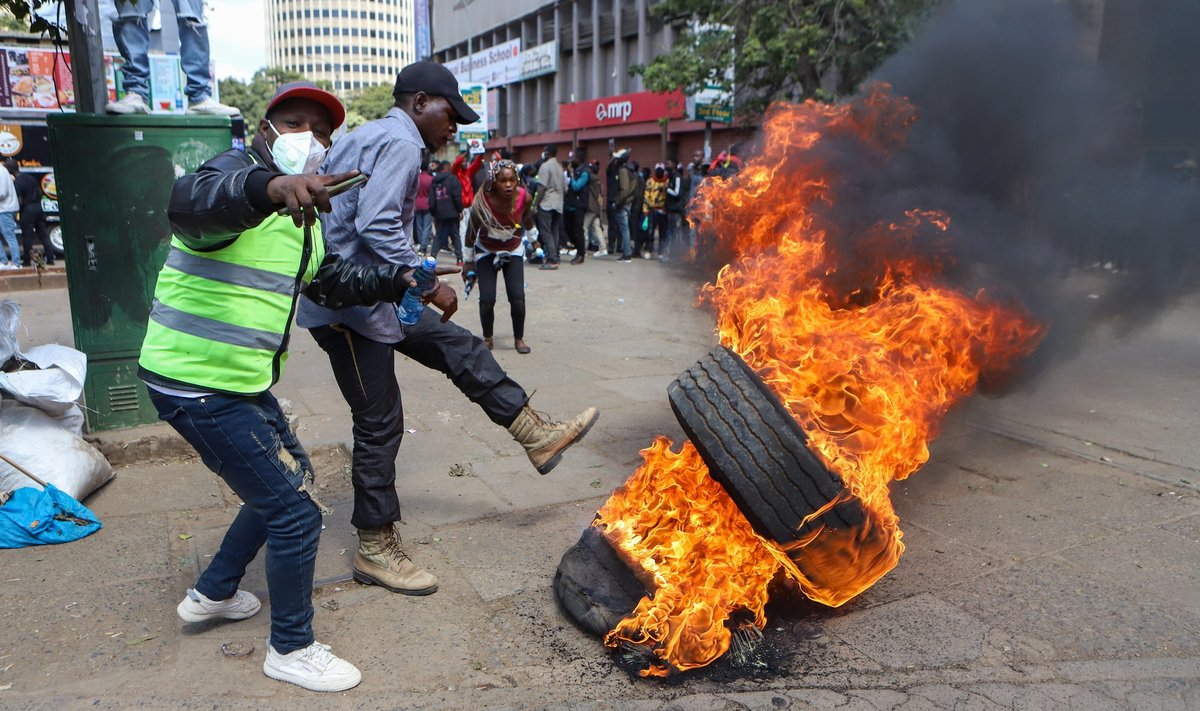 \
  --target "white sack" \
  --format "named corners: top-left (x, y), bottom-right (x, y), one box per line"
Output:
top-left (0, 400), bottom-right (114, 500)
